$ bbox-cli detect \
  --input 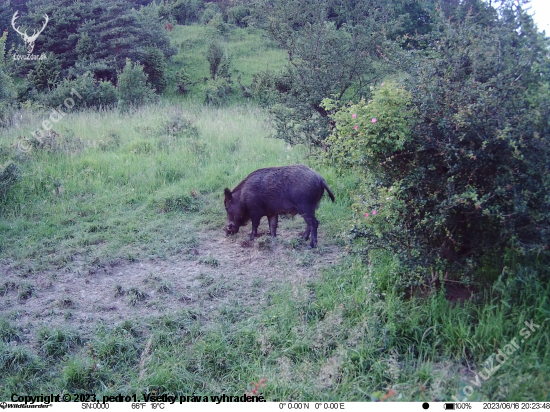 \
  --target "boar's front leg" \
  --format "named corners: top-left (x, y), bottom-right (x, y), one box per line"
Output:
top-left (249, 214), bottom-right (262, 240)
top-left (268, 215), bottom-right (278, 237)
top-left (302, 223), bottom-right (311, 241)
